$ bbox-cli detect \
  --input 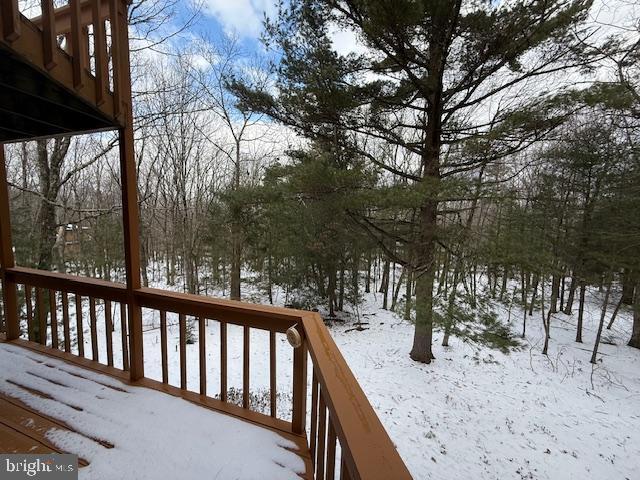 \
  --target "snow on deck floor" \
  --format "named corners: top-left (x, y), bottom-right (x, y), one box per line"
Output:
top-left (0, 343), bottom-right (306, 480)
